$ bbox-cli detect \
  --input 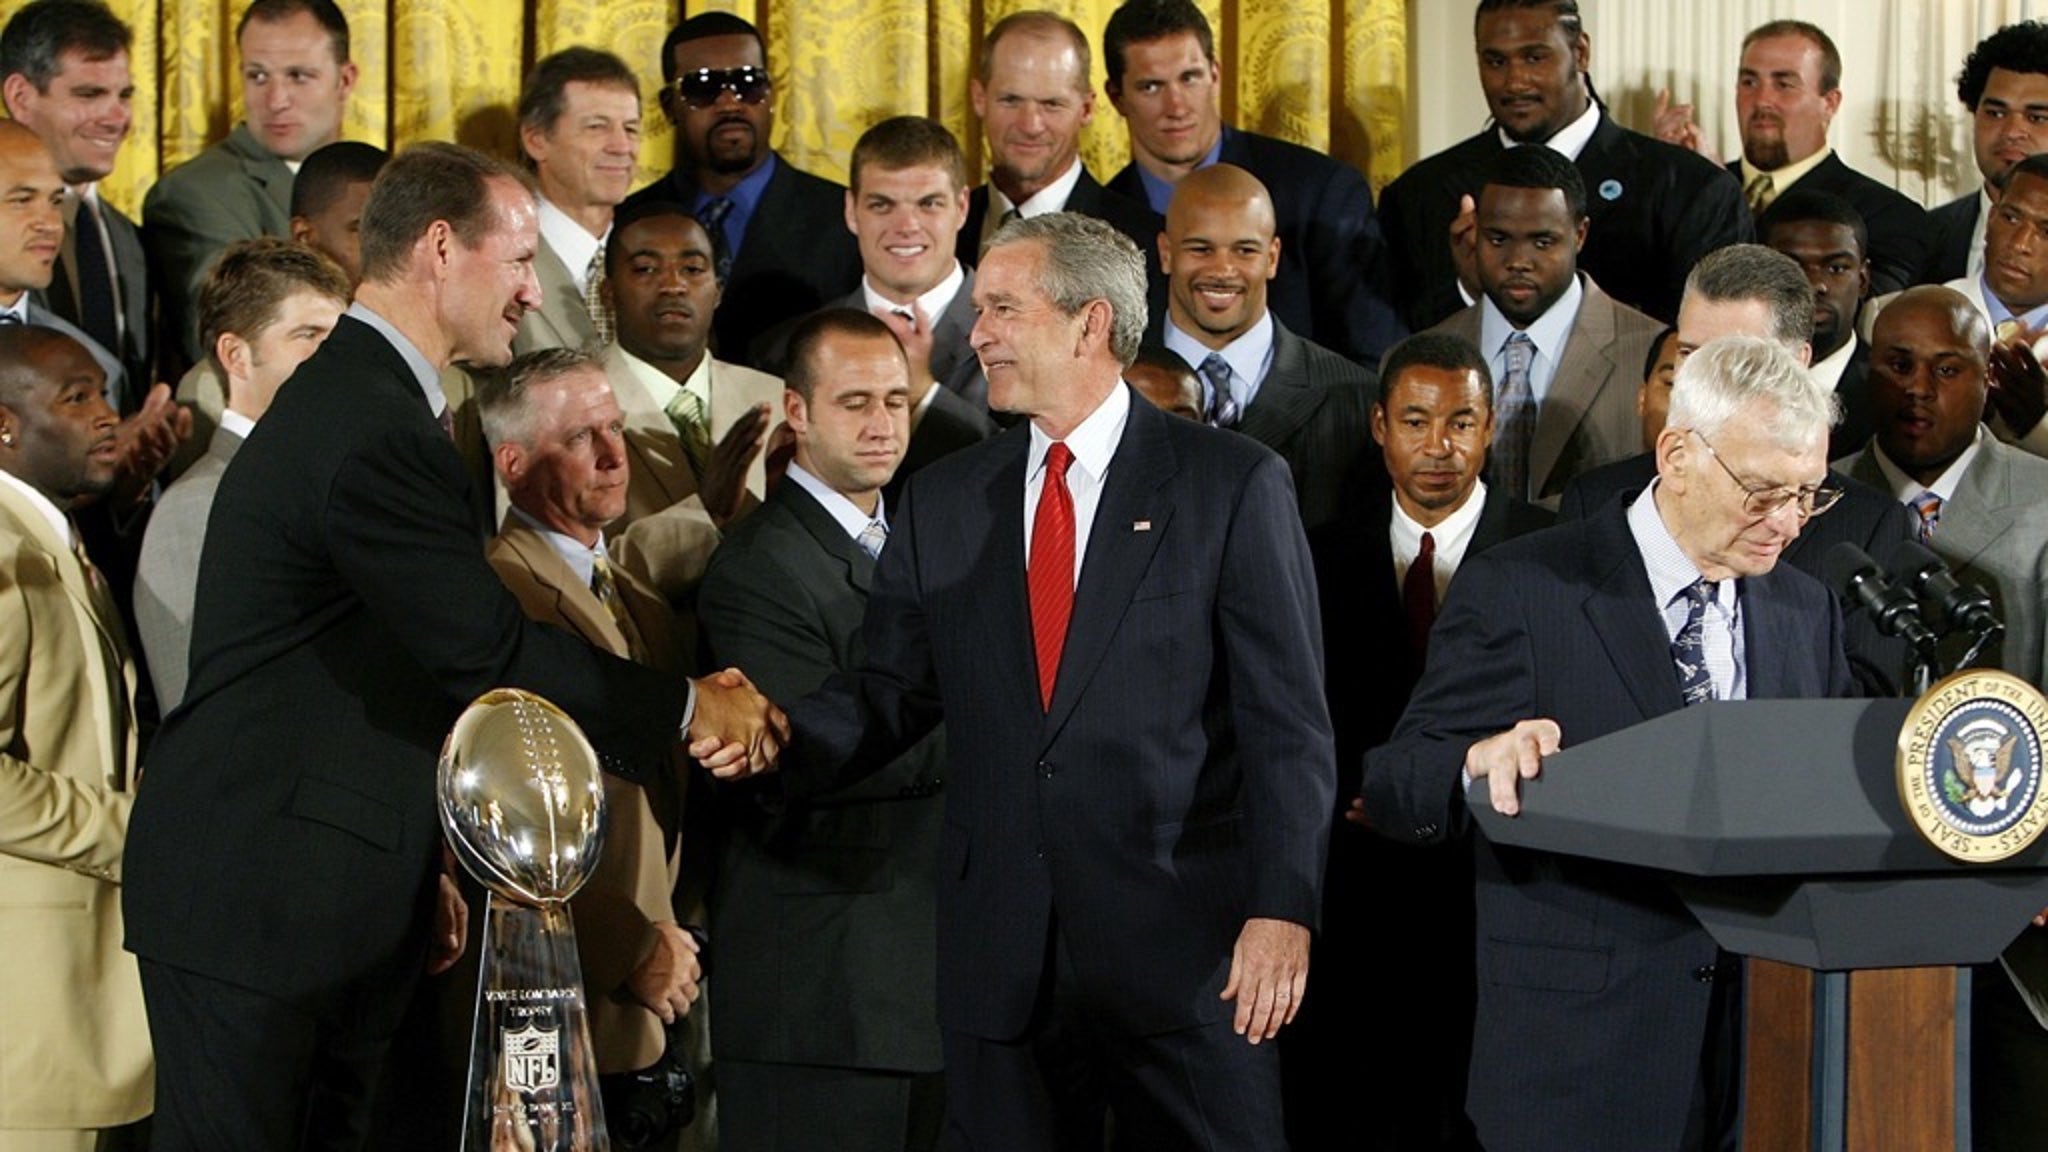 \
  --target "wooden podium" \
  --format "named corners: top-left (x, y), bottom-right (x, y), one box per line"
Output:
top-left (1471, 699), bottom-right (2048, 1151)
